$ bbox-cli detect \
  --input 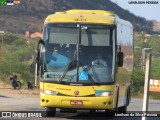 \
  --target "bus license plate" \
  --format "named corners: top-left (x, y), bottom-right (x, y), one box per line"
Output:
top-left (70, 100), bottom-right (83, 105)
